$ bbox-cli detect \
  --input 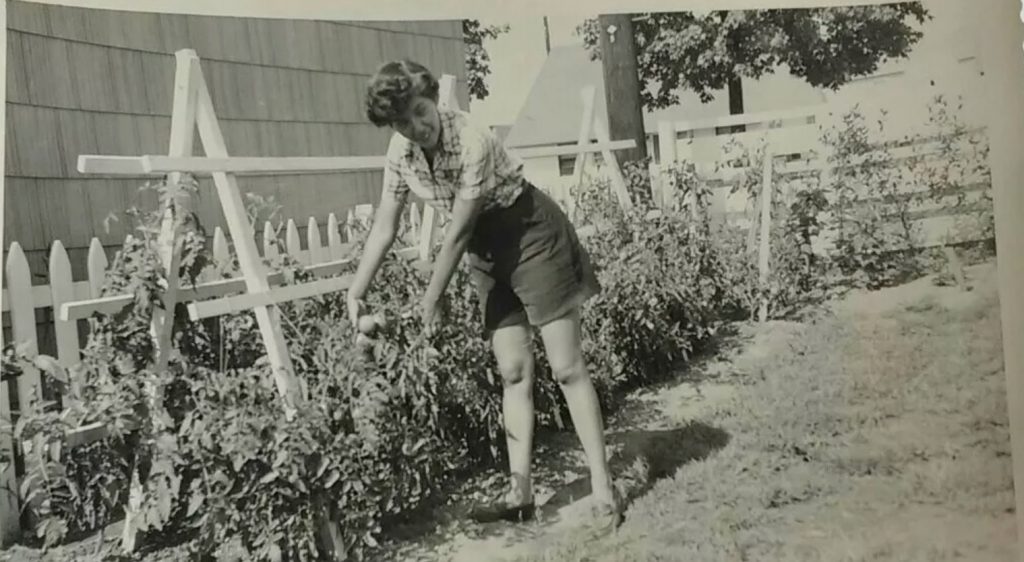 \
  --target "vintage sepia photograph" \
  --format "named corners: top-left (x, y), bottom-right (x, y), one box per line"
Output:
top-left (0, 0), bottom-right (1019, 560)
